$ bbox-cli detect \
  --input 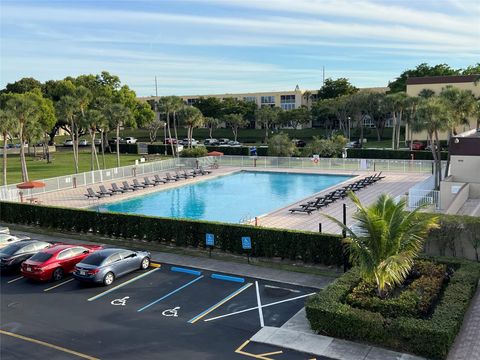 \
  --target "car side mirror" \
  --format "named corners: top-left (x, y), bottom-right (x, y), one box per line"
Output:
top-left (83, 250), bottom-right (89, 254)
top-left (132, 253), bottom-right (137, 257)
